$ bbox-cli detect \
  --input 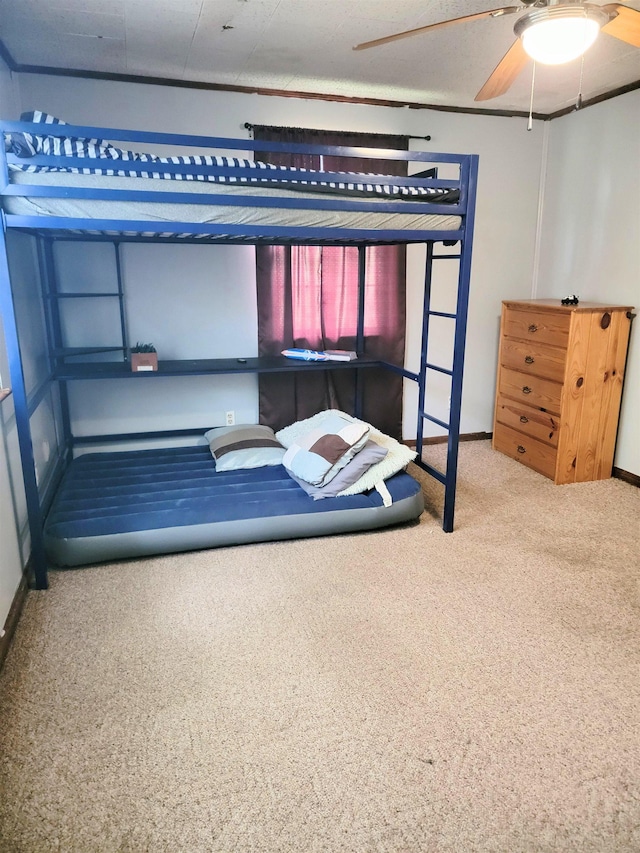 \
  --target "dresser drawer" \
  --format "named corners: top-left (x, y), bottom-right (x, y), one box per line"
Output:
top-left (494, 396), bottom-right (559, 447)
top-left (498, 367), bottom-right (563, 415)
top-left (500, 337), bottom-right (566, 383)
top-left (493, 423), bottom-right (558, 479)
top-left (502, 307), bottom-right (571, 348)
